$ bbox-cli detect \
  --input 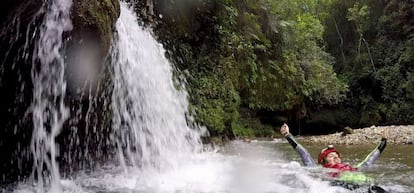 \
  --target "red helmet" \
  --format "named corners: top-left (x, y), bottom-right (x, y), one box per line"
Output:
top-left (318, 145), bottom-right (340, 164)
